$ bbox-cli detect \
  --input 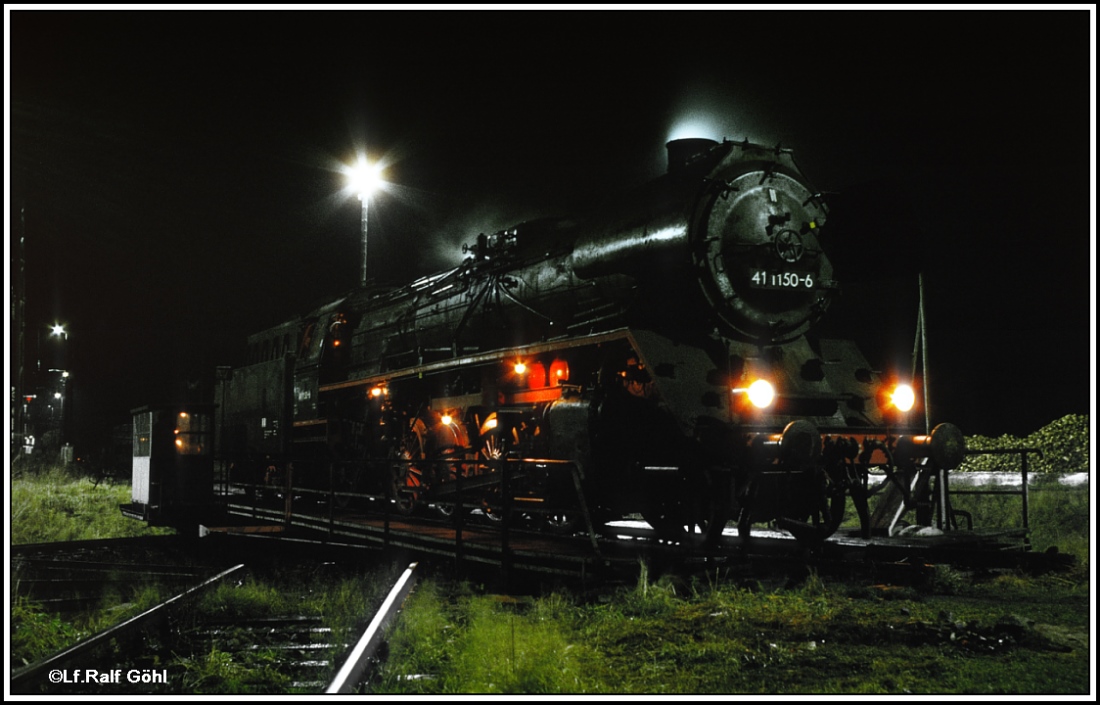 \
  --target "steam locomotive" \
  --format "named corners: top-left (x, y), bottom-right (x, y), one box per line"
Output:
top-left (144, 137), bottom-right (966, 547)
